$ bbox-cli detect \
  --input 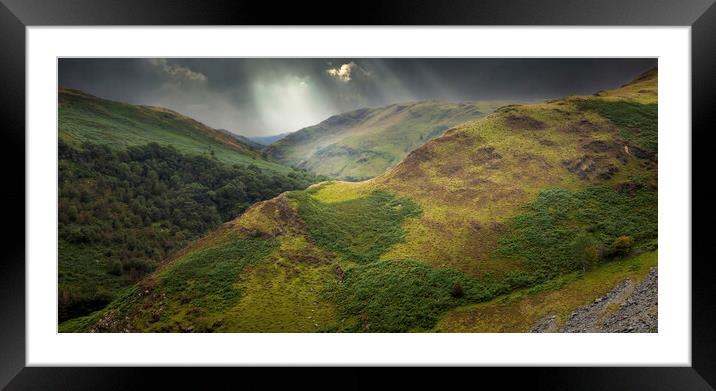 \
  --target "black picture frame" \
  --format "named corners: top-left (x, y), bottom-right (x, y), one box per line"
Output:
top-left (1, 0), bottom-right (714, 389)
